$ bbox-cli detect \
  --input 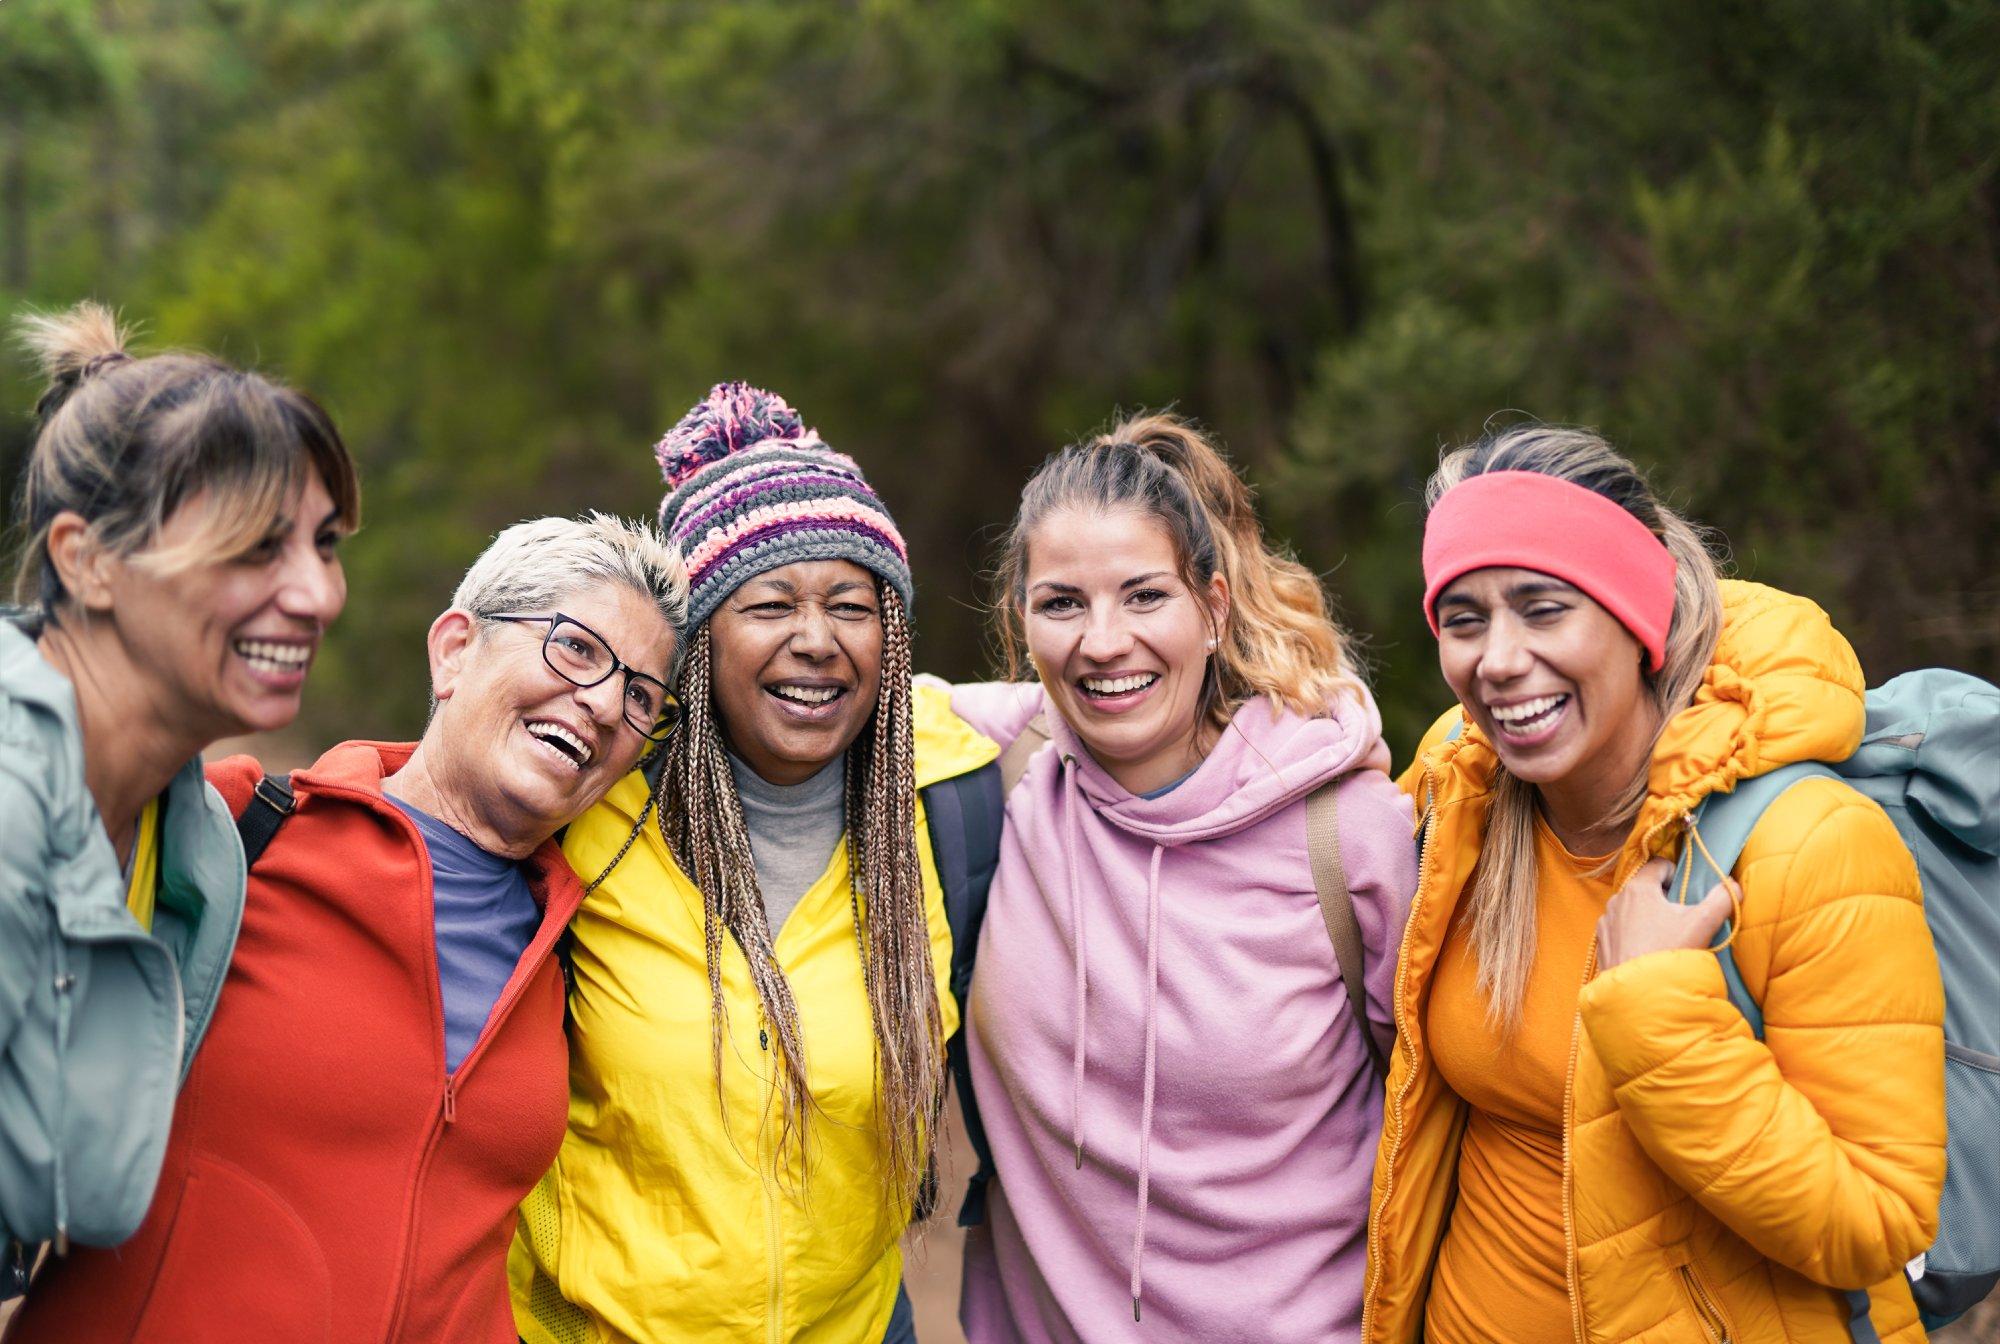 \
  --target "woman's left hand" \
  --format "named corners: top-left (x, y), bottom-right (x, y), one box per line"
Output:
top-left (1595, 856), bottom-right (1738, 971)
